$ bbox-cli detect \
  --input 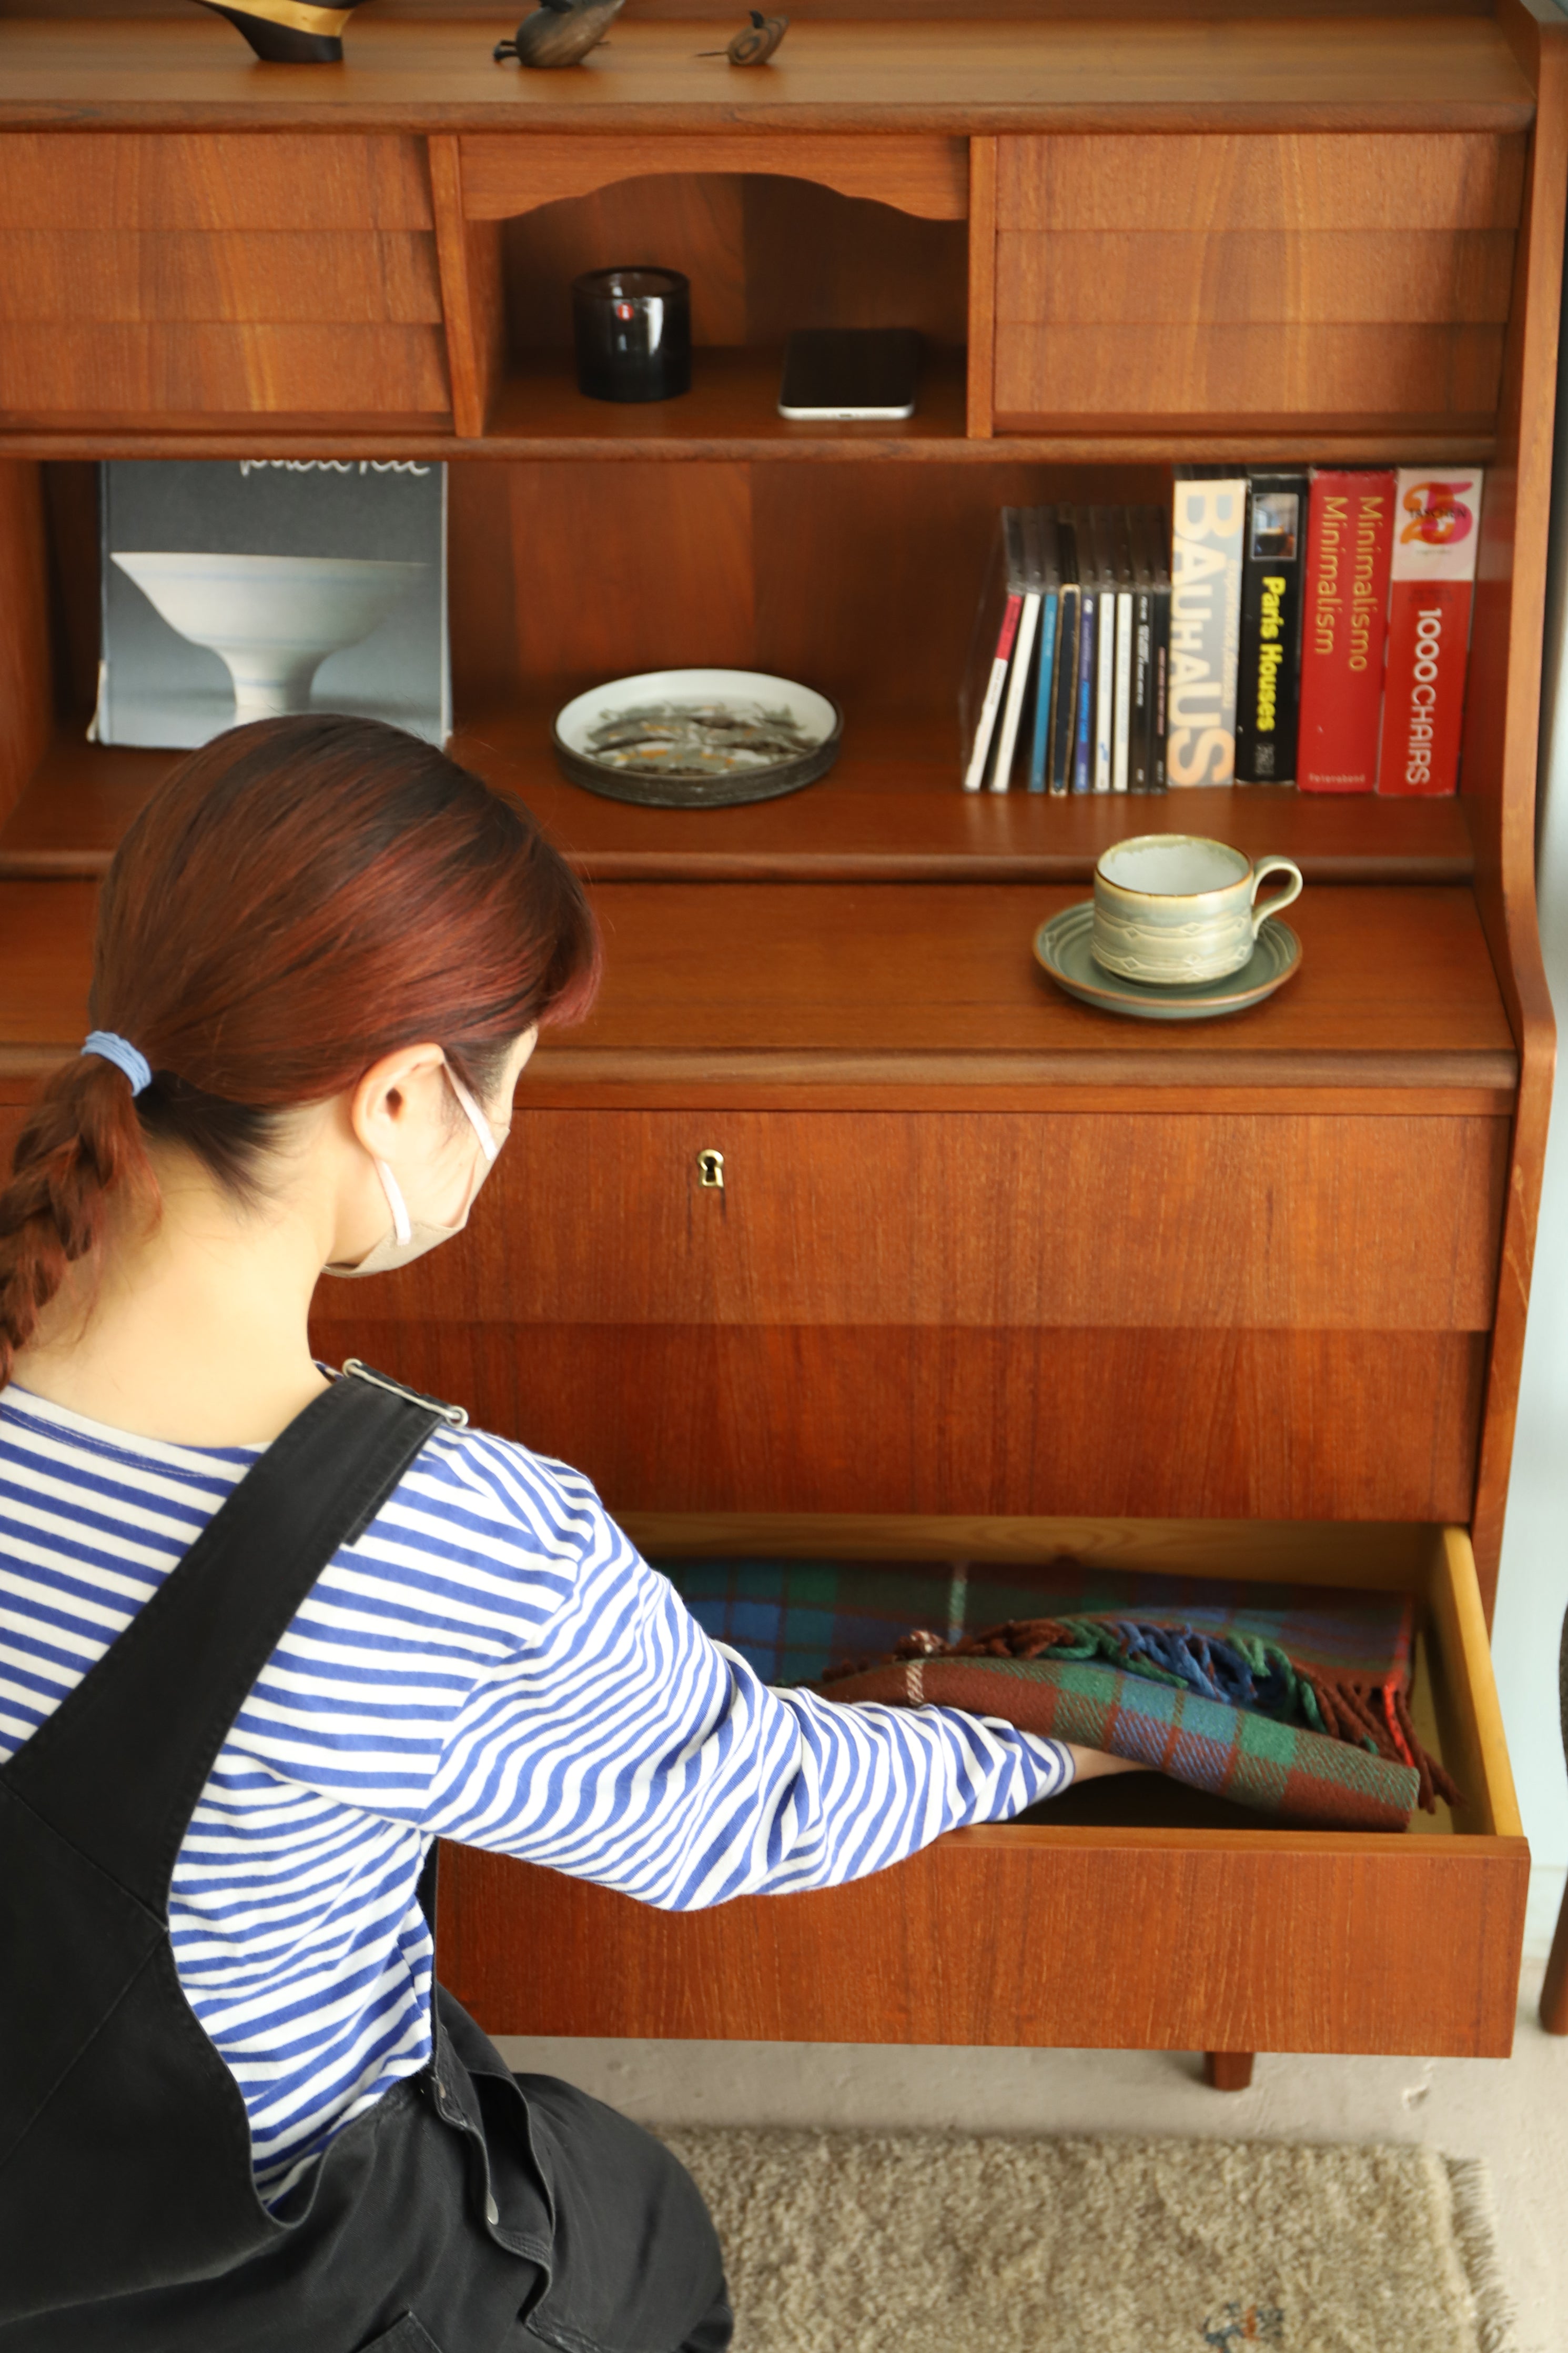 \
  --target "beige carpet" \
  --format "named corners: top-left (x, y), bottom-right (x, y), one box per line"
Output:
top-left (659, 2129), bottom-right (1514, 2353)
